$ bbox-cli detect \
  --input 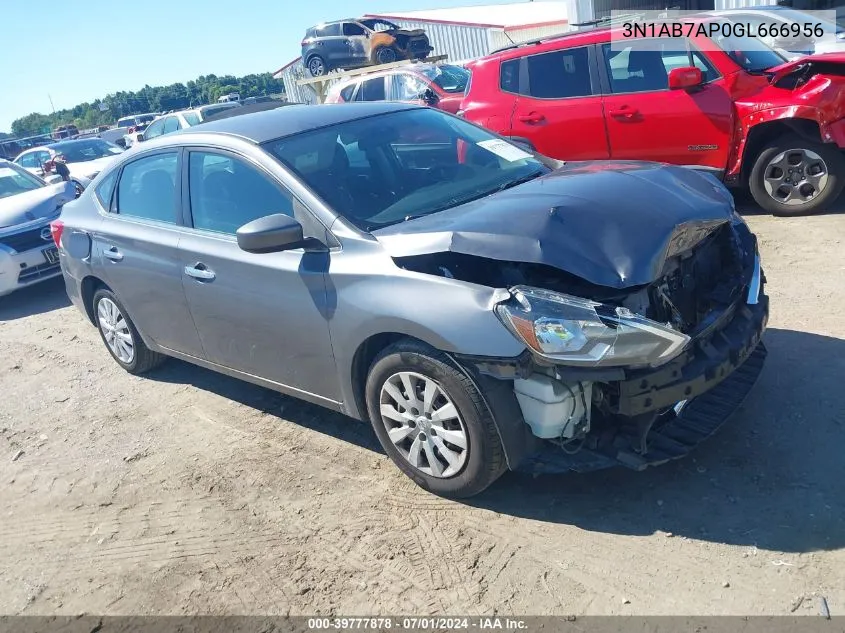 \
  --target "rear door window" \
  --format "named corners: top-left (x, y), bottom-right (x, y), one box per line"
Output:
top-left (114, 152), bottom-right (179, 223)
top-left (316, 23), bottom-right (341, 37)
top-left (522, 47), bottom-right (593, 99)
top-left (360, 77), bottom-right (386, 101)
